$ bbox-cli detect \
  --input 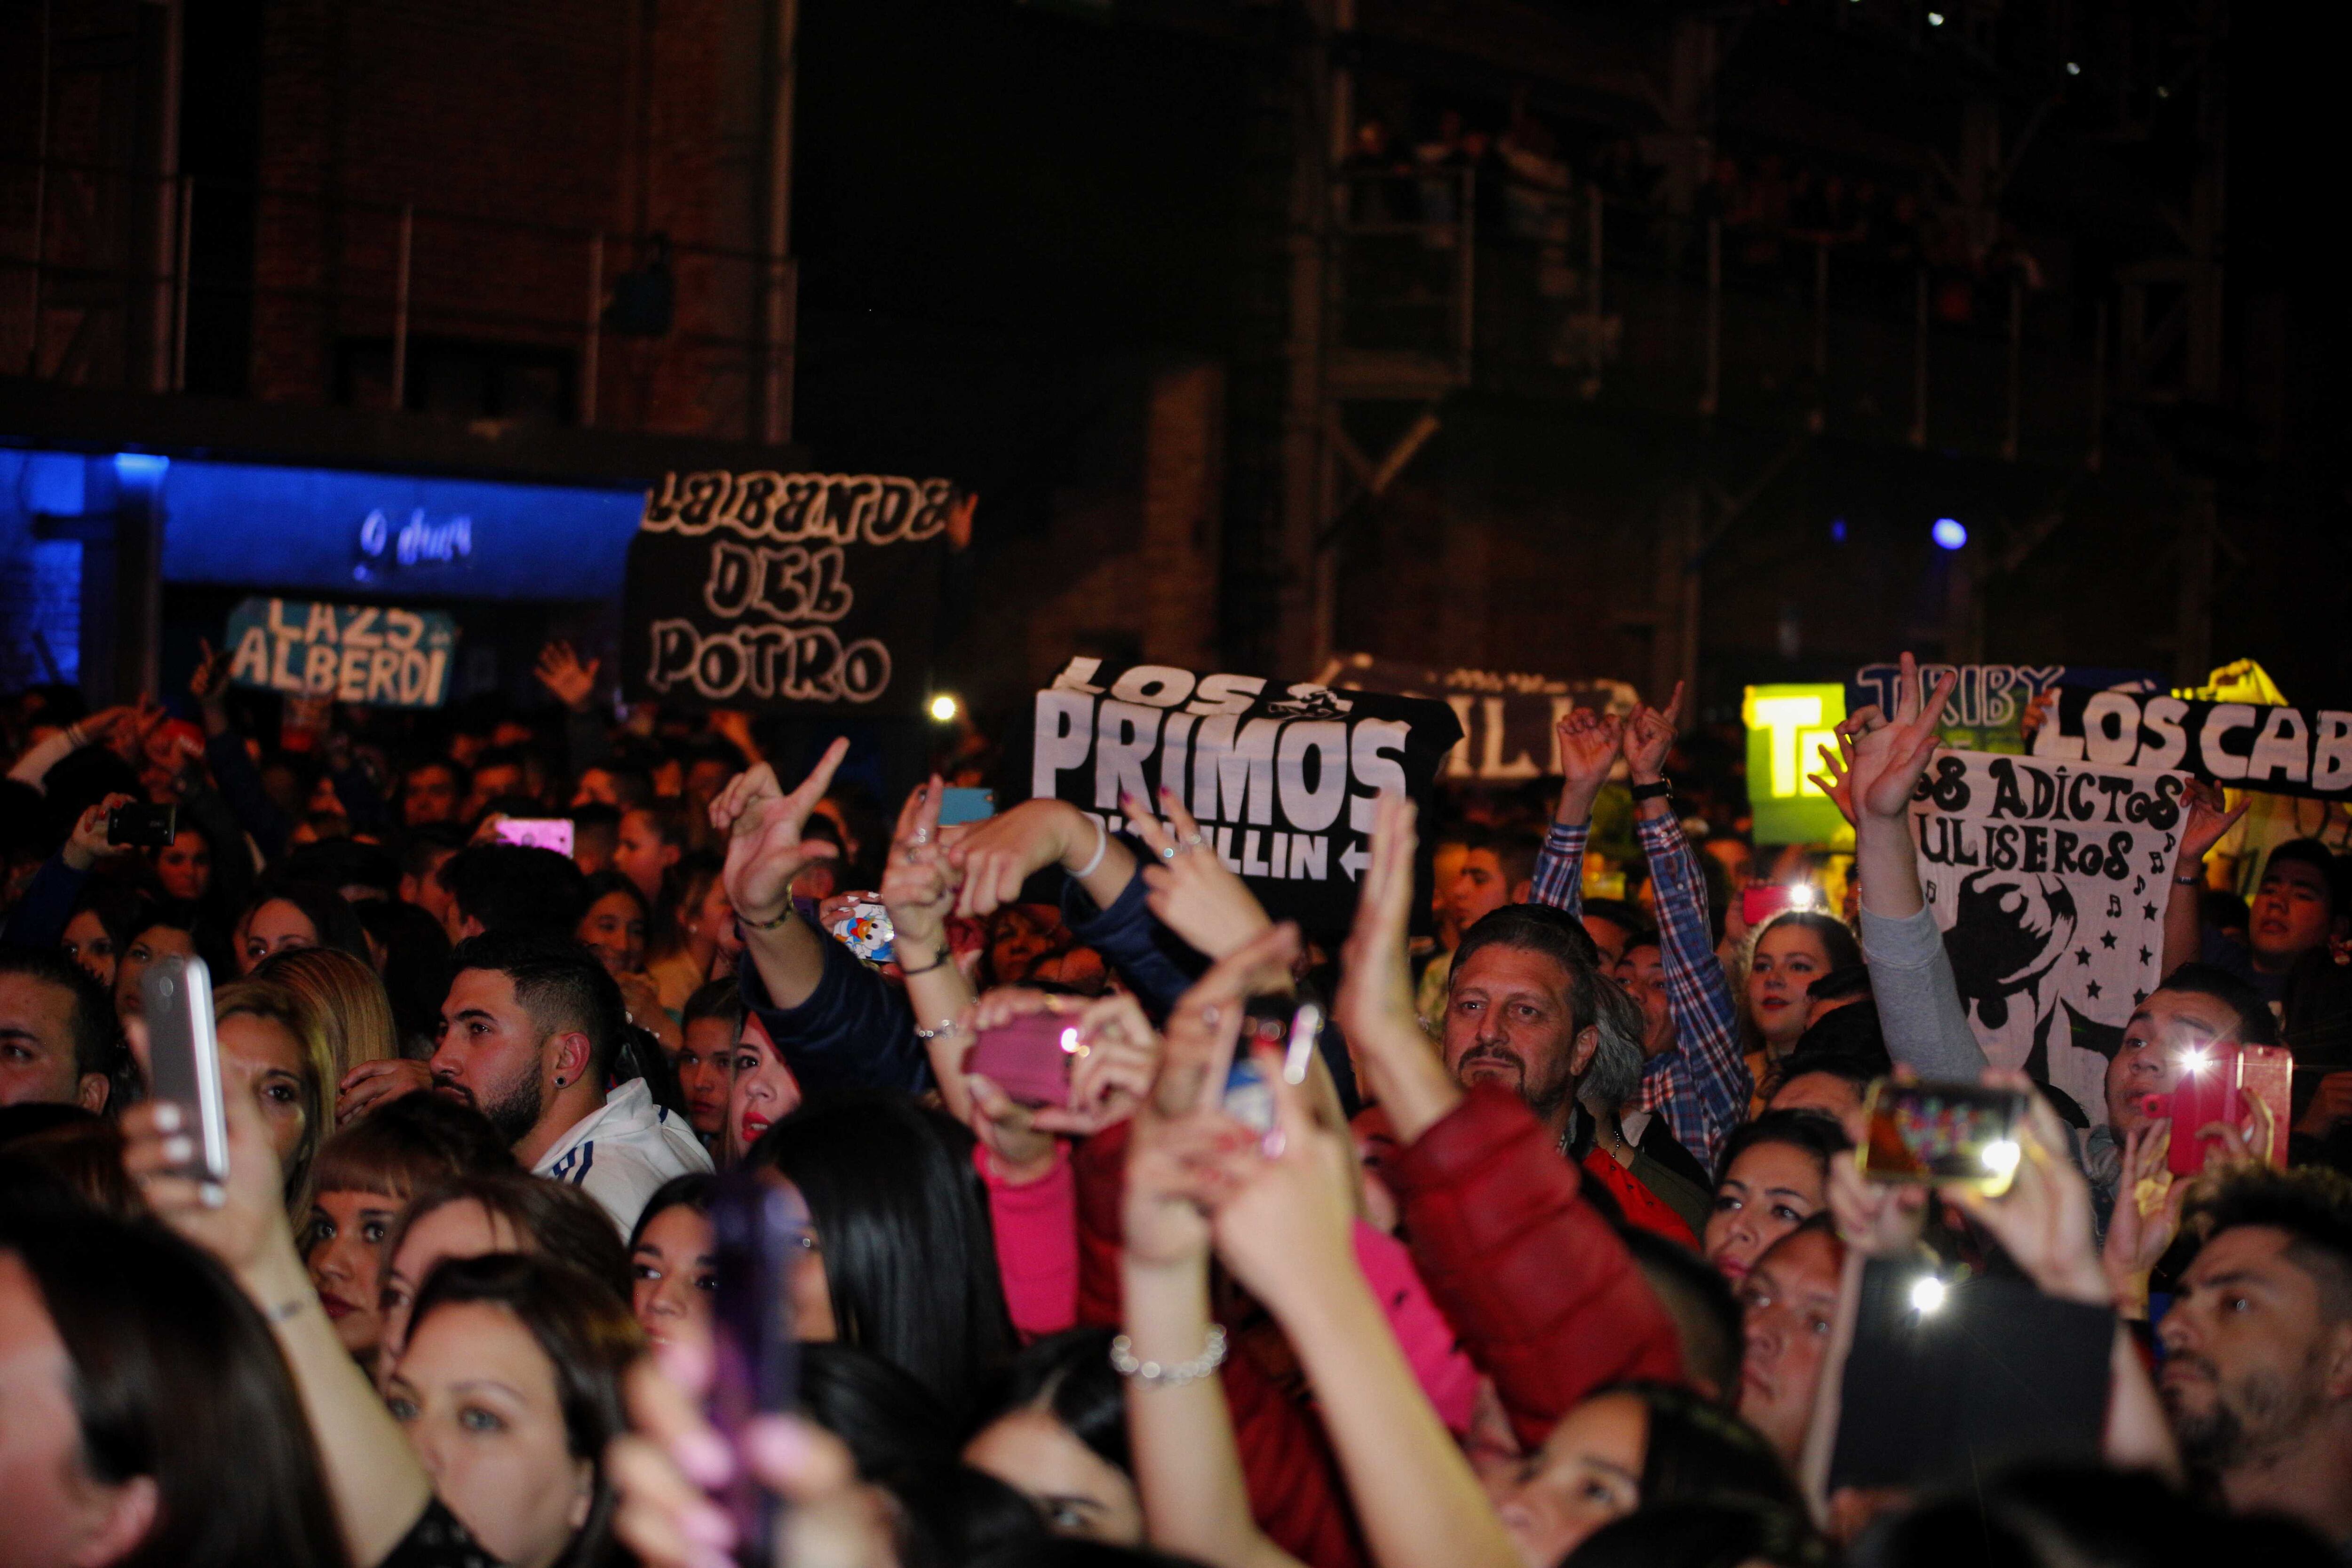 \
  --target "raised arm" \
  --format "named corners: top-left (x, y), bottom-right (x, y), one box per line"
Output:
top-left (1333, 792), bottom-right (1463, 1143)
top-left (877, 776), bottom-right (980, 1115)
top-left (1846, 653), bottom-right (1986, 1078)
top-left (713, 739), bottom-right (849, 1011)
top-left (2162, 782), bottom-right (2247, 978)
top-left (122, 1060), bottom-right (430, 1567)
top-left (1621, 685), bottom-right (1749, 1168)
top-left (1527, 705), bottom-right (1624, 916)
